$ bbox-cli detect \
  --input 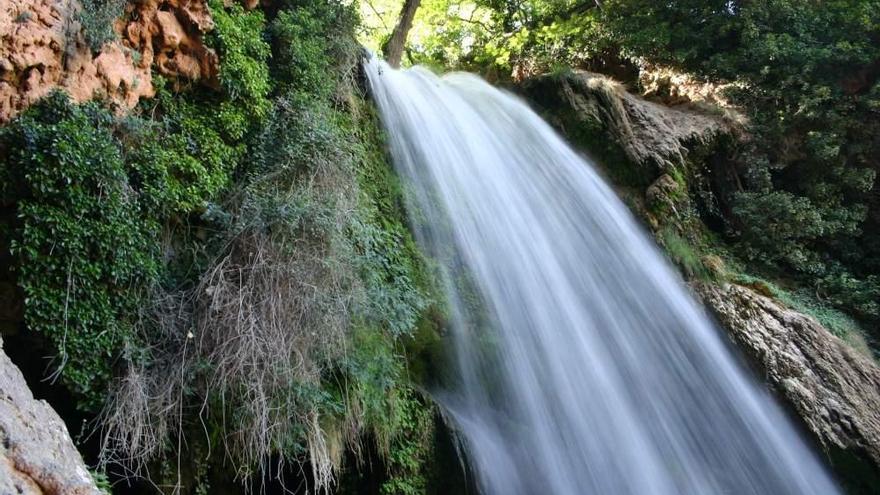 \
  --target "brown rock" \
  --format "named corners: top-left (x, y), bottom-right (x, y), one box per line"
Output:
top-left (0, 336), bottom-right (102, 494)
top-left (129, 0), bottom-right (219, 88)
top-left (0, 0), bottom-right (219, 122)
